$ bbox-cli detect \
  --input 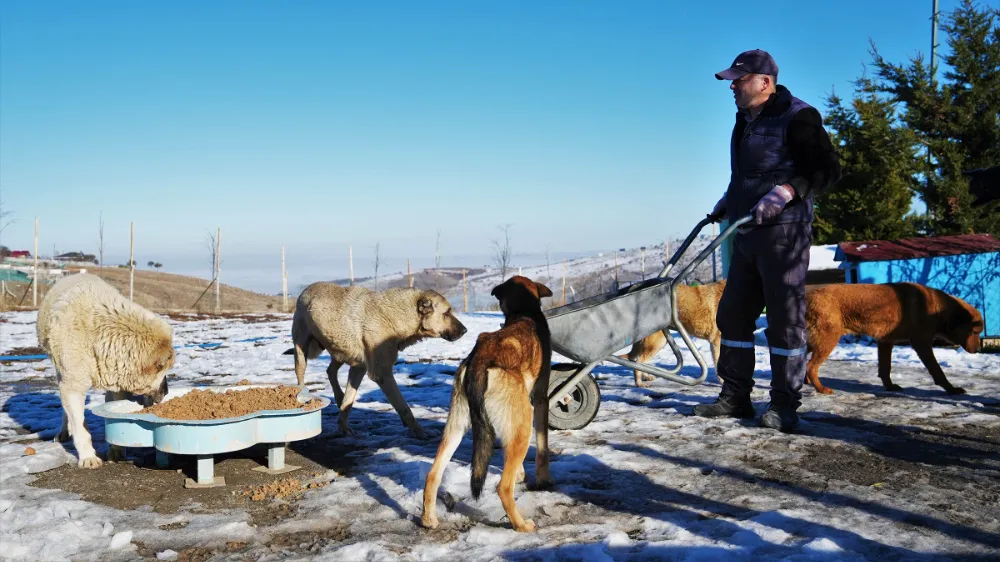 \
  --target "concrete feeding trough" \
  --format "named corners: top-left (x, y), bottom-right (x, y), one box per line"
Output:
top-left (92, 384), bottom-right (330, 488)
